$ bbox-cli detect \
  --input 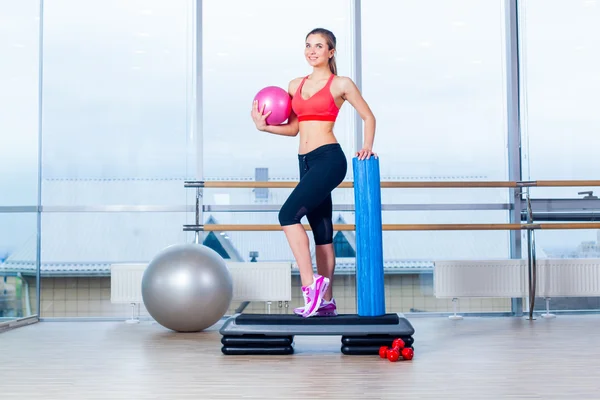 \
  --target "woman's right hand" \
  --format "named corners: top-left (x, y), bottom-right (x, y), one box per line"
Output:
top-left (251, 100), bottom-right (272, 131)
